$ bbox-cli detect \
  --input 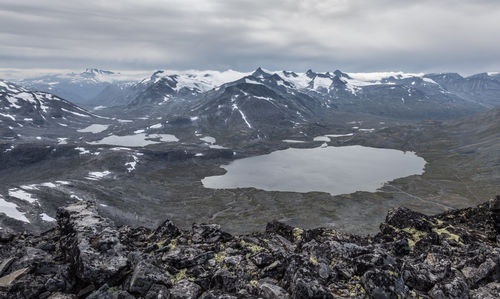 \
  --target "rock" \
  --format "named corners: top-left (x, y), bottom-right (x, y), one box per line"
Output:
top-left (128, 260), bottom-right (171, 296)
top-left (145, 284), bottom-right (170, 299)
top-left (461, 258), bottom-right (498, 287)
top-left (152, 219), bottom-right (182, 240)
top-left (18, 247), bottom-right (58, 275)
top-left (490, 196), bottom-right (500, 233)
top-left (211, 269), bottom-right (237, 292)
top-left (0, 198), bottom-right (499, 298)
top-left (162, 246), bottom-right (213, 268)
top-left (86, 284), bottom-right (113, 299)
top-left (362, 268), bottom-right (408, 299)
top-left (199, 290), bottom-right (238, 299)
top-left (76, 284), bottom-right (95, 297)
top-left (384, 207), bottom-right (432, 232)
top-left (192, 223), bottom-right (232, 244)
top-left (0, 258), bottom-right (14, 276)
top-left (57, 201), bottom-right (128, 285)
top-left (259, 282), bottom-right (290, 299)
top-left (251, 251), bottom-right (274, 267)
top-left (393, 238), bottom-right (411, 256)
top-left (428, 270), bottom-right (469, 299)
top-left (47, 293), bottom-right (76, 299)
top-left (403, 253), bottom-right (451, 292)
top-left (0, 231), bottom-right (14, 243)
top-left (170, 279), bottom-right (202, 299)
top-left (0, 267), bottom-right (28, 287)
top-left (470, 282), bottom-right (500, 299)
top-left (290, 277), bottom-right (333, 299)
top-left (266, 221), bottom-right (298, 243)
